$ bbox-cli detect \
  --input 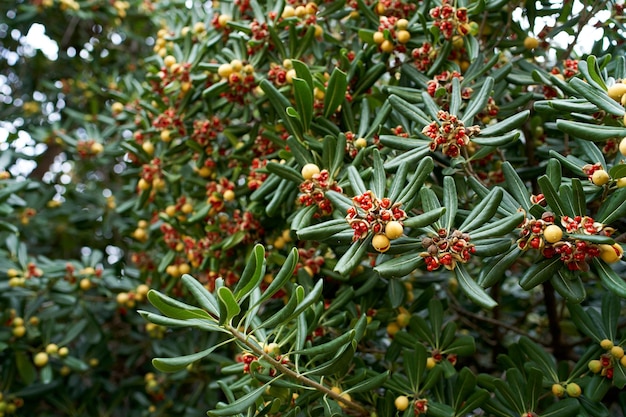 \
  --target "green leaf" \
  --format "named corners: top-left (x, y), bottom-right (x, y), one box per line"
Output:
top-left (569, 77), bottom-right (625, 116)
top-left (324, 67), bottom-right (348, 118)
top-left (462, 77), bottom-right (495, 124)
top-left (550, 270), bottom-right (585, 304)
top-left (217, 287), bottom-right (241, 326)
top-left (182, 274), bottom-right (220, 317)
top-left (609, 164), bottom-right (626, 179)
top-left (593, 257), bottom-right (626, 298)
top-left (153, 344), bottom-right (224, 373)
top-left (519, 257), bottom-right (562, 290)
top-left (388, 94), bottom-right (431, 126)
top-left (501, 161), bottom-right (530, 211)
top-left (449, 76), bottom-right (462, 116)
top-left (443, 335), bottom-right (475, 356)
top-left (460, 187), bottom-right (503, 231)
top-left (404, 344), bottom-right (427, 392)
top-left (479, 110), bottom-right (530, 136)
top-left (567, 303), bottom-right (607, 342)
top-left (455, 263), bottom-right (497, 309)
top-left (518, 337), bottom-right (558, 382)
top-left (307, 342), bottom-right (355, 376)
top-left (16, 351), bottom-right (36, 386)
top-left (292, 59), bottom-right (313, 91)
top-left (347, 371), bottom-right (389, 393)
top-left (442, 176), bottom-right (458, 232)
top-left (261, 286), bottom-right (301, 329)
top-left (294, 330), bottom-right (355, 359)
top-left (555, 120), bottom-right (626, 141)
top-left (334, 235), bottom-right (371, 276)
top-left (207, 385), bottom-right (266, 416)
top-left (596, 187), bottom-right (626, 224)
top-left (148, 290), bottom-right (214, 321)
top-left (540, 398), bottom-right (580, 417)
top-left (374, 252), bottom-right (425, 278)
top-left (369, 148), bottom-right (386, 199)
top-left (266, 161), bottom-right (303, 184)
top-left (234, 244), bottom-right (266, 301)
top-left (256, 247), bottom-right (298, 305)
top-left (538, 175), bottom-right (569, 217)
top-left (260, 79), bottom-right (303, 141)
top-left (478, 246), bottom-right (522, 288)
top-left (293, 77), bottom-right (313, 132)
top-left (469, 211), bottom-right (525, 240)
